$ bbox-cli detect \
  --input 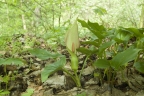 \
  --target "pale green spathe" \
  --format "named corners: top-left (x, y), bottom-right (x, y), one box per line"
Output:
top-left (65, 20), bottom-right (80, 53)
